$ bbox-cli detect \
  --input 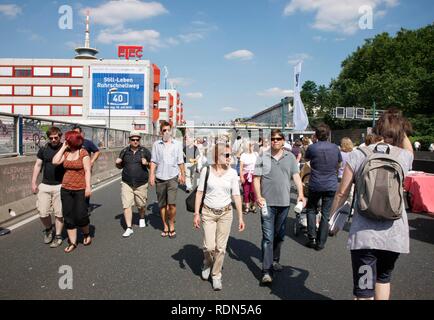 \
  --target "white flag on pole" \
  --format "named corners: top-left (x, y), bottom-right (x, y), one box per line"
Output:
top-left (293, 61), bottom-right (309, 130)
